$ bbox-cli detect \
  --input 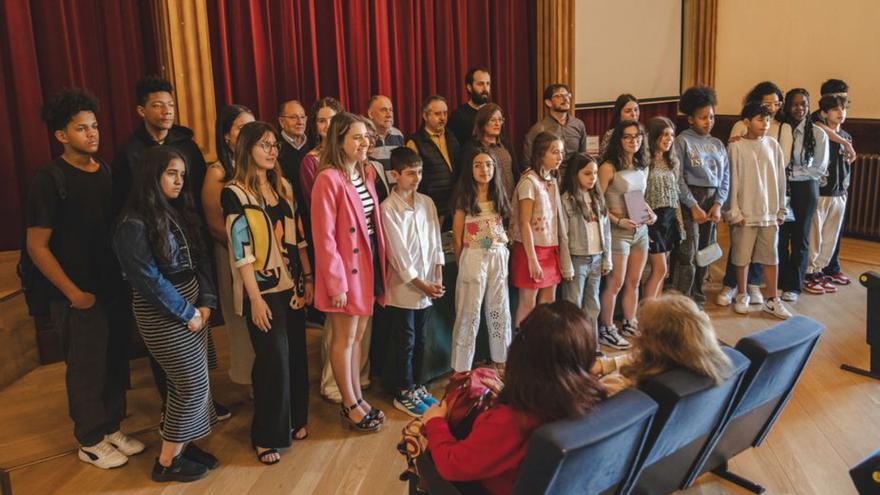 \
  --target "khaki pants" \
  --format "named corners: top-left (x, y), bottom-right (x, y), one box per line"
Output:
top-left (808, 195), bottom-right (846, 273)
